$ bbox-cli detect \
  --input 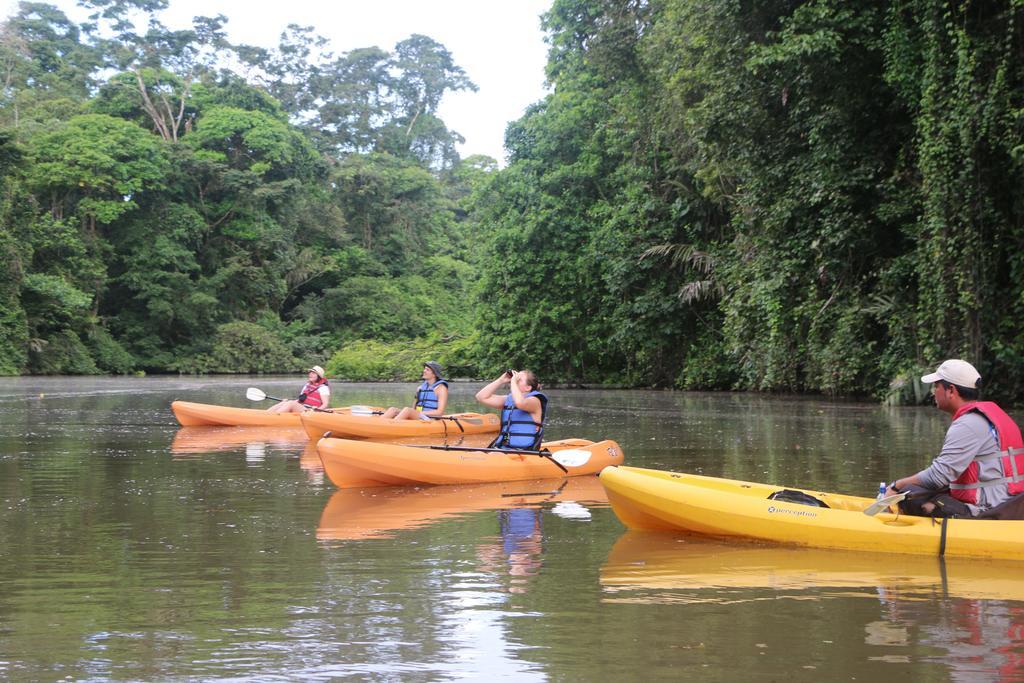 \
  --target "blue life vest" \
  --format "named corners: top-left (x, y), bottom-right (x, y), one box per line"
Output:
top-left (415, 379), bottom-right (448, 412)
top-left (493, 391), bottom-right (547, 450)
